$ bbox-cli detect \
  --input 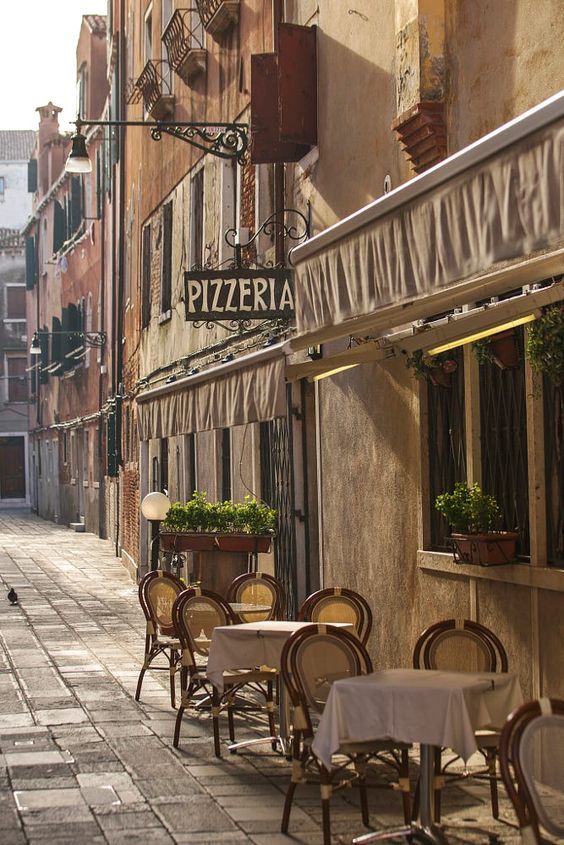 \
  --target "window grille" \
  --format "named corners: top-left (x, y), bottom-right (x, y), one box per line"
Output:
top-left (479, 328), bottom-right (529, 556)
top-left (427, 347), bottom-right (466, 549)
